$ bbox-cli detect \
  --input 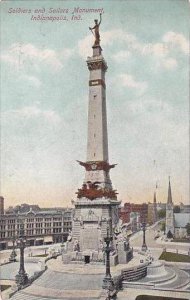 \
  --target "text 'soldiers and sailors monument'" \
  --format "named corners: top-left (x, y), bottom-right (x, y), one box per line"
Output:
top-left (65, 15), bottom-right (133, 265)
